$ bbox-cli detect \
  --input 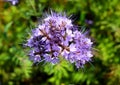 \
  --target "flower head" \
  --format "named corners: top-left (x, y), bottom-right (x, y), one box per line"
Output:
top-left (25, 12), bottom-right (93, 68)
